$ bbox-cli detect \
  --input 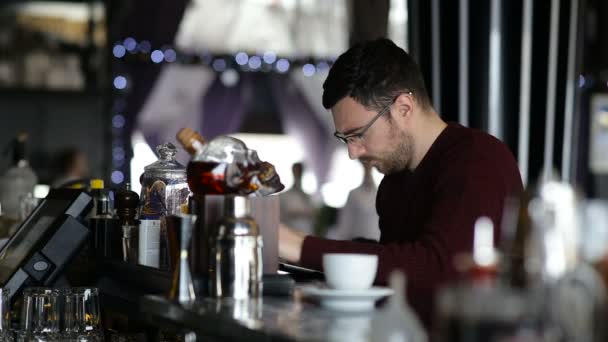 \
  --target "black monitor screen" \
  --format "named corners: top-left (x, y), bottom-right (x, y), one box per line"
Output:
top-left (0, 199), bottom-right (72, 285)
